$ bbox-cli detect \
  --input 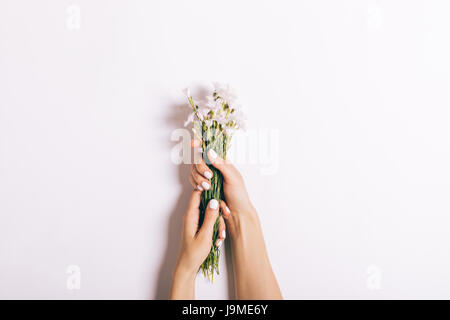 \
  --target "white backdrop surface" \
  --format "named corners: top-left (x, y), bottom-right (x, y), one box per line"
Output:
top-left (1, 0), bottom-right (450, 299)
